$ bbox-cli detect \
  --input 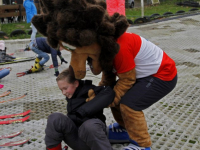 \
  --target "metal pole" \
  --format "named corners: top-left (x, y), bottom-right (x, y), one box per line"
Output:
top-left (141, 0), bottom-right (144, 17)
